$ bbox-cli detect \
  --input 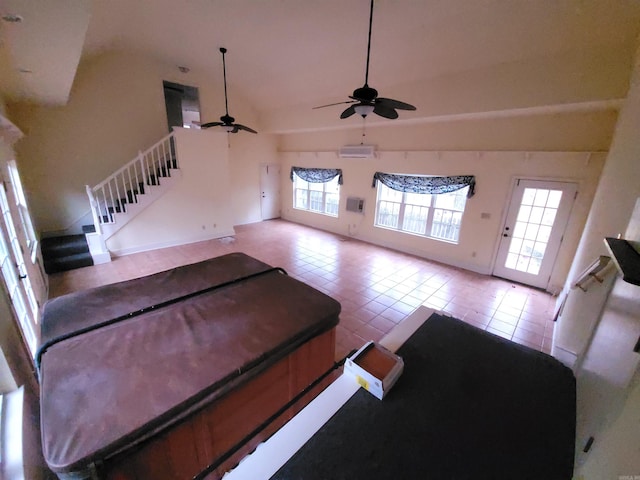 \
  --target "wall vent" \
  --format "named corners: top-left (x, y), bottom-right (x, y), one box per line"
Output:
top-left (346, 197), bottom-right (365, 213)
top-left (339, 145), bottom-right (376, 158)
